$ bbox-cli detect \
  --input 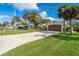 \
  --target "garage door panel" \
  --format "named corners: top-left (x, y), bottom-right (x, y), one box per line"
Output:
top-left (48, 25), bottom-right (61, 31)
